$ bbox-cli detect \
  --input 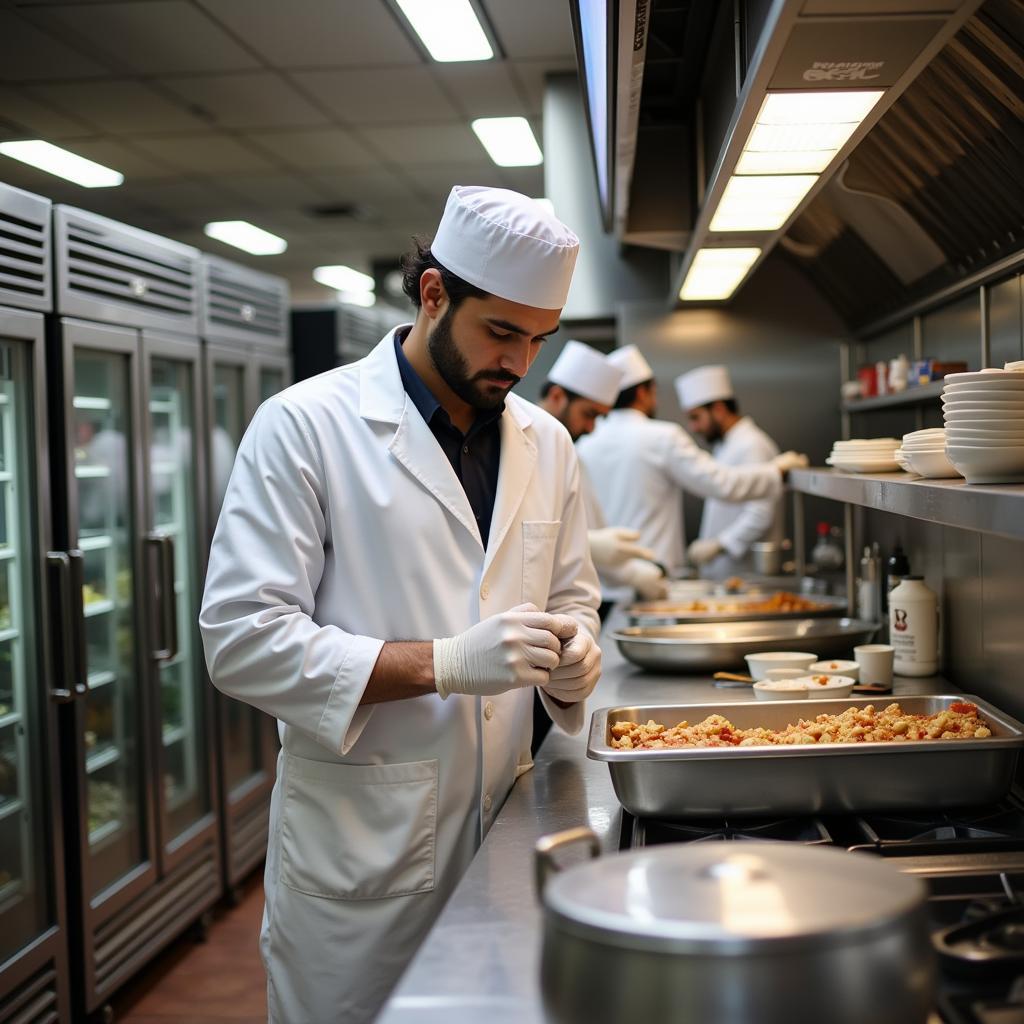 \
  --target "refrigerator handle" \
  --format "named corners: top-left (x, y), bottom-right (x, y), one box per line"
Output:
top-left (147, 533), bottom-right (179, 662)
top-left (67, 550), bottom-right (89, 697)
top-left (46, 551), bottom-right (76, 703)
